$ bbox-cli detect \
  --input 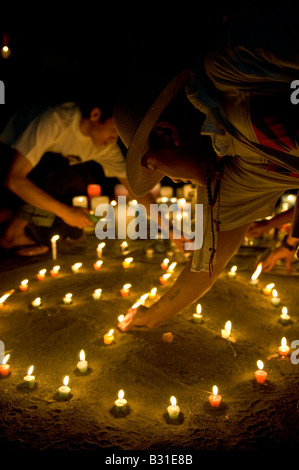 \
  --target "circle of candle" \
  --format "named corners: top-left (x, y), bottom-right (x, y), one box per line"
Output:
top-left (71, 262), bottom-right (82, 273)
top-left (280, 306), bottom-right (291, 325)
top-left (51, 234), bottom-right (59, 260)
top-left (159, 273), bottom-right (171, 285)
top-left (263, 283), bottom-right (275, 296)
top-left (94, 260), bottom-right (103, 271)
top-left (58, 376), bottom-right (71, 399)
top-left (37, 269), bottom-right (46, 281)
top-left (96, 242), bottom-right (105, 258)
top-left (167, 396), bottom-right (180, 419)
top-left (120, 283), bottom-right (131, 297)
top-left (148, 287), bottom-right (157, 299)
top-left (271, 289), bottom-right (281, 307)
top-left (122, 257), bottom-right (133, 268)
top-left (193, 303), bottom-right (203, 324)
top-left (161, 258), bottom-right (169, 270)
top-left (104, 329), bottom-right (114, 345)
top-left (114, 389), bottom-right (127, 412)
top-left (209, 385), bottom-right (222, 408)
top-left (250, 262), bottom-right (262, 286)
top-left (92, 288), bottom-right (102, 300)
top-left (63, 293), bottom-right (72, 305)
top-left (221, 321), bottom-right (231, 339)
top-left (228, 265), bottom-right (237, 279)
top-left (32, 297), bottom-right (41, 308)
top-left (255, 360), bottom-right (267, 384)
top-left (19, 279), bottom-right (29, 292)
top-left (278, 337), bottom-right (290, 357)
top-left (77, 350), bottom-right (88, 373)
top-left (23, 365), bottom-right (35, 388)
top-left (0, 354), bottom-right (10, 376)
top-left (50, 265), bottom-right (60, 278)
